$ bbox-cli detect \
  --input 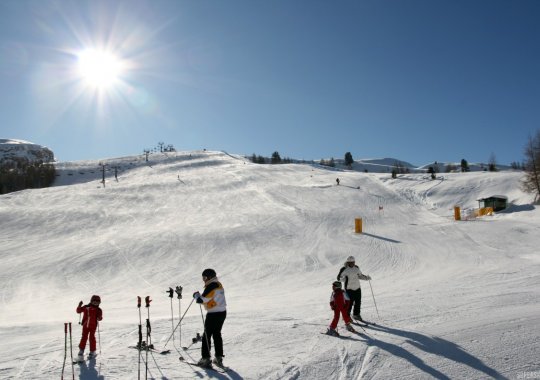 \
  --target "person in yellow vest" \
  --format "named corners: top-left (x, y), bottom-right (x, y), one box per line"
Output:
top-left (193, 268), bottom-right (227, 368)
